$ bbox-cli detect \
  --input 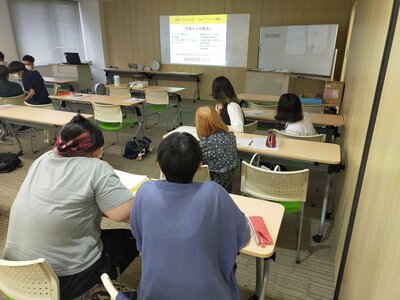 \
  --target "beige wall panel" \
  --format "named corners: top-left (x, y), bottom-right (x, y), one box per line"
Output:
top-left (262, 0), bottom-right (305, 13)
top-left (190, 66), bottom-right (223, 101)
top-left (151, 64), bottom-right (193, 99)
top-left (224, 0), bottom-right (262, 14)
top-left (104, 17), bottom-right (133, 69)
top-left (334, 0), bottom-right (392, 279)
top-left (131, 16), bottom-right (160, 64)
top-left (102, 0), bottom-right (130, 17)
top-left (222, 68), bottom-right (247, 94)
top-left (289, 78), bottom-right (325, 96)
top-left (190, 0), bottom-right (224, 15)
top-left (248, 13), bottom-right (262, 68)
top-left (304, 0), bottom-right (351, 12)
top-left (339, 10), bottom-right (400, 299)
top-left (129, 0), bottom-right (158, 16)
top-left (261, 12), bottom-right (304, 26)
top-left (158, 0), bottom-right (190, 15)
